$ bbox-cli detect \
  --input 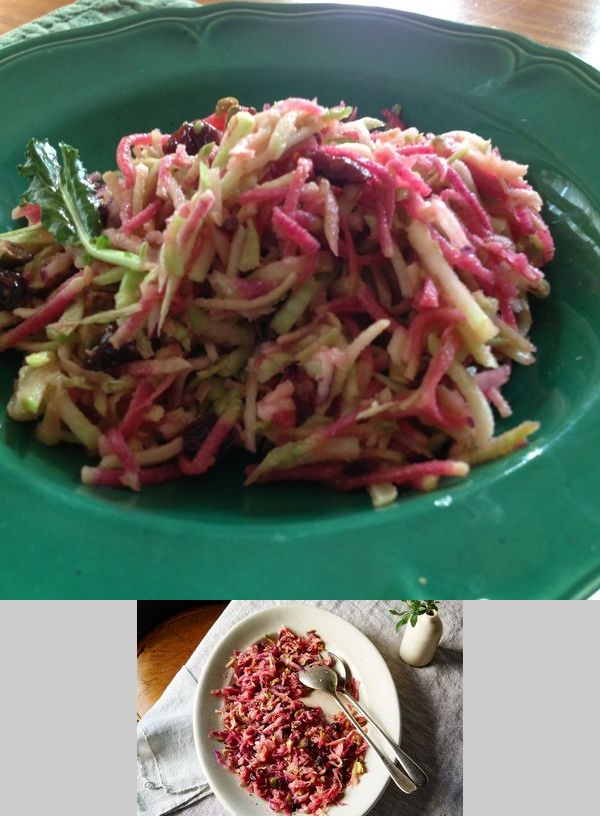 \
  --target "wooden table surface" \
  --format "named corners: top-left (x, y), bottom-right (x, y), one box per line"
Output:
top-left (137, 602), bottom-right (229, 719)
top-left (1, 0), bottom-right (599, 71)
